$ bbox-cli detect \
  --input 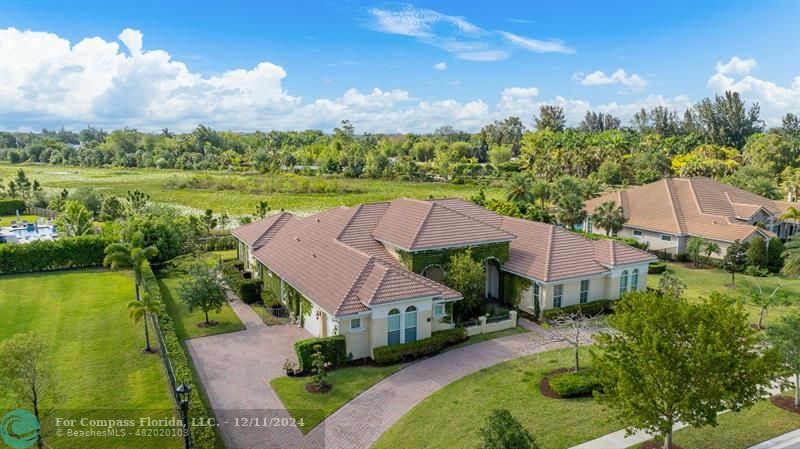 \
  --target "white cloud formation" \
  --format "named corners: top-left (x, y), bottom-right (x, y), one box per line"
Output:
top-left (497, 31), bottom-right (575, 54)
top-left (434, 62), bottom-right (447, 71)
top-left (715, 56), bottom-right (757, 76)
top-left (367, 7), bottom-right (483, 38)
top-left (455, 50), bottom-right (509, 62)
top-left (708, 57), bottom-right (800, 125)
top-left (574, 69), bottom-right (647, 90)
